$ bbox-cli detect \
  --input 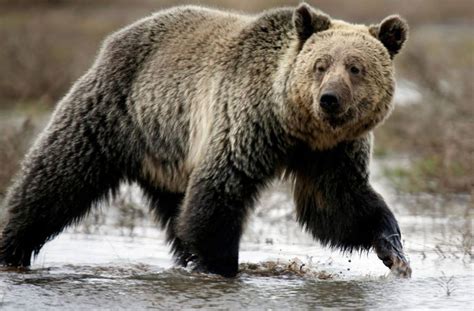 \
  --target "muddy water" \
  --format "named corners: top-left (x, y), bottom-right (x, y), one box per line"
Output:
top-left (0, 175), bottom-right (472, 310)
